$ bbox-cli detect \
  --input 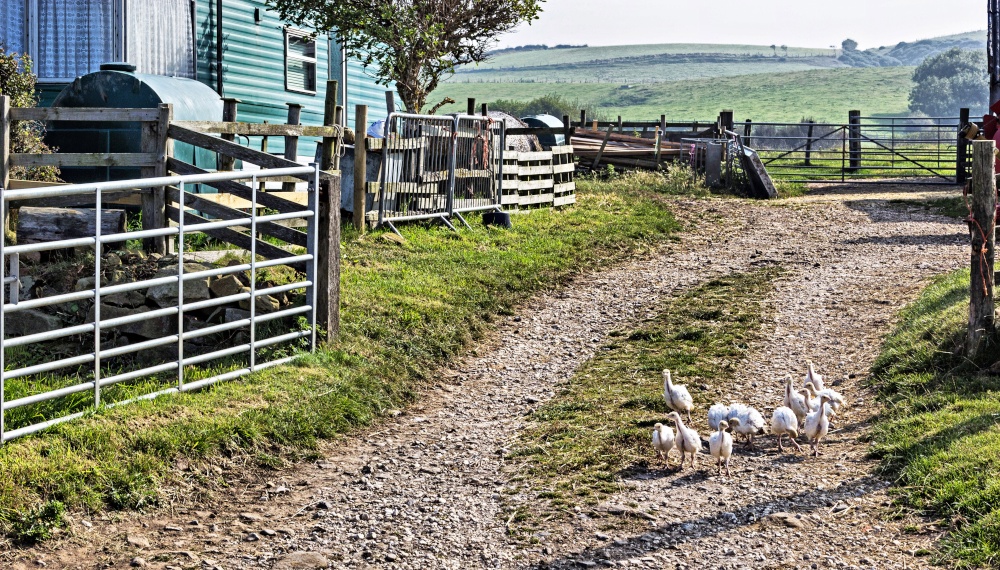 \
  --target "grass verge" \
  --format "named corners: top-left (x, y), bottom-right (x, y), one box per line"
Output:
top-left (868, 268), bottom-right (1000, 568)
top-left (0, 179), bottom-right (684, 543)
top-left (506, 267), bottom-right (780, 530)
